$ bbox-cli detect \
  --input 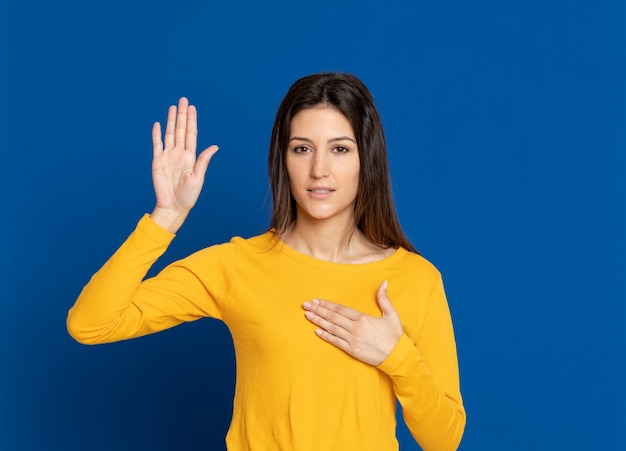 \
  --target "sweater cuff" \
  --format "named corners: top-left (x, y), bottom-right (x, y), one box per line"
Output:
top-left (377, 333), bottom-right (420, 375)
top-left (138, 214), bottom-right (176, 242)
